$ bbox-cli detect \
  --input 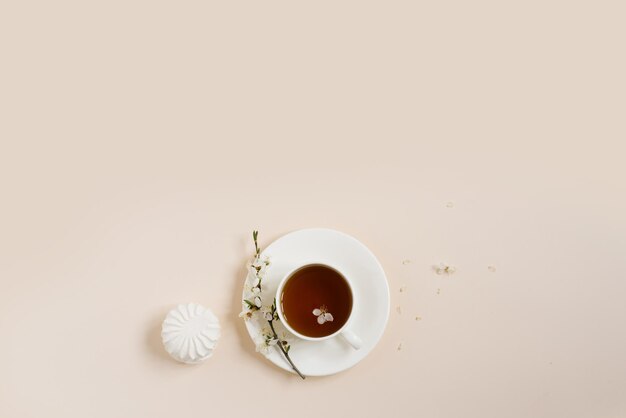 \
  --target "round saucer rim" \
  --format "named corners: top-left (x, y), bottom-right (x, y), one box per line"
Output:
top-left (242, 228), bottom-right (390, 377)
